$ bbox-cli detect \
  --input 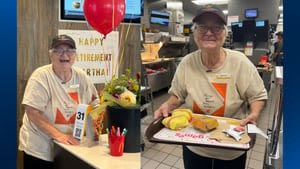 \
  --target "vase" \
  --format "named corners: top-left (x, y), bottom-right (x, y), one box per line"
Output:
top-left (106, 105), bottom-right (140, 153)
